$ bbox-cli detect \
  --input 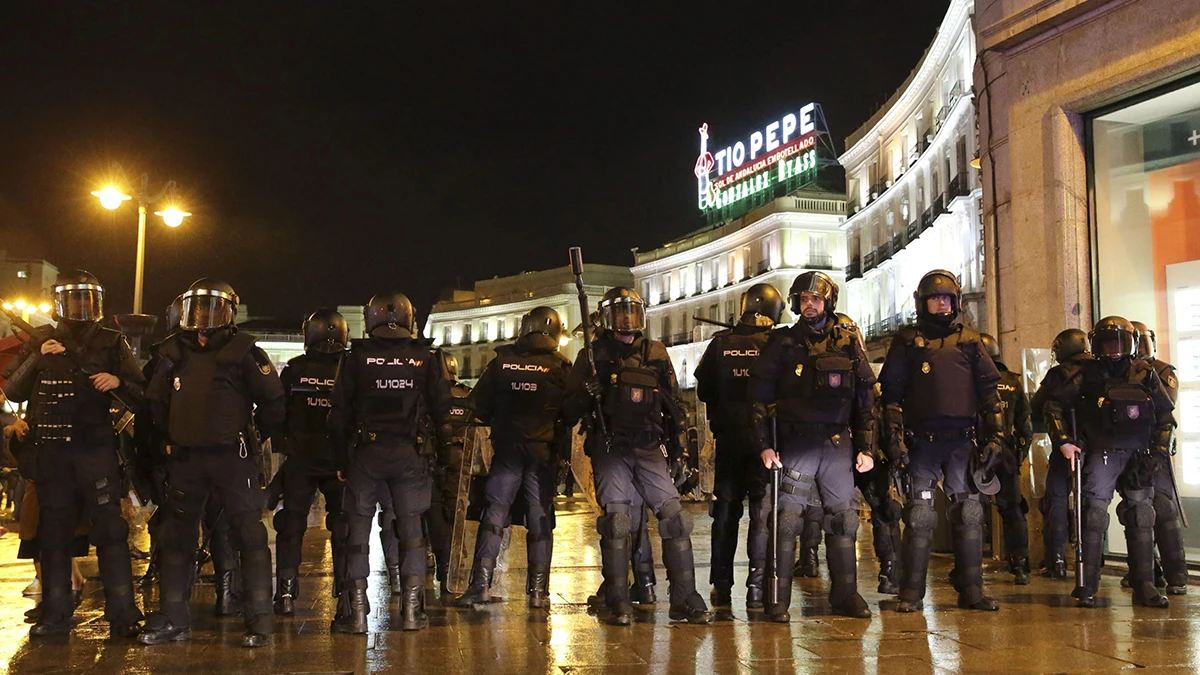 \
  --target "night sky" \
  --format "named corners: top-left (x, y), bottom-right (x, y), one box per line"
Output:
top-left (0, 1), bottom-right (950, 326)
